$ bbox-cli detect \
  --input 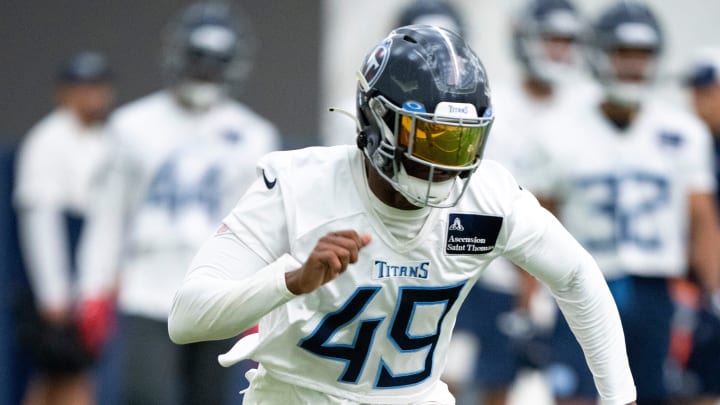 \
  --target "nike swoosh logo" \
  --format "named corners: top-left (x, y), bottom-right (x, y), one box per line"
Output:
top-left (262, 170), bottom-right (277, 189)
